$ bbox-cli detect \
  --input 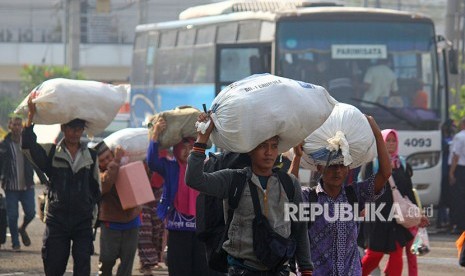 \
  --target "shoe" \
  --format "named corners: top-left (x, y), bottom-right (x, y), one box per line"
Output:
top-left (12, 245), bottom-right (21, 252)
top-left (153, 264), bottom-right (164, 270)
top-left (18, 227), bottom-right (31, 246)
top-left (139, 267), bottom-right (153, 276)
